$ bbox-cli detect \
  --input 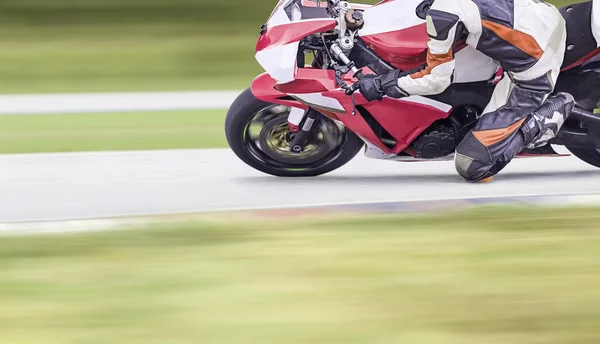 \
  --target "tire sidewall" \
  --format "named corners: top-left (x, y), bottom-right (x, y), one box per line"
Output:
top-left (565, 147), bottom-right (600, 168)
